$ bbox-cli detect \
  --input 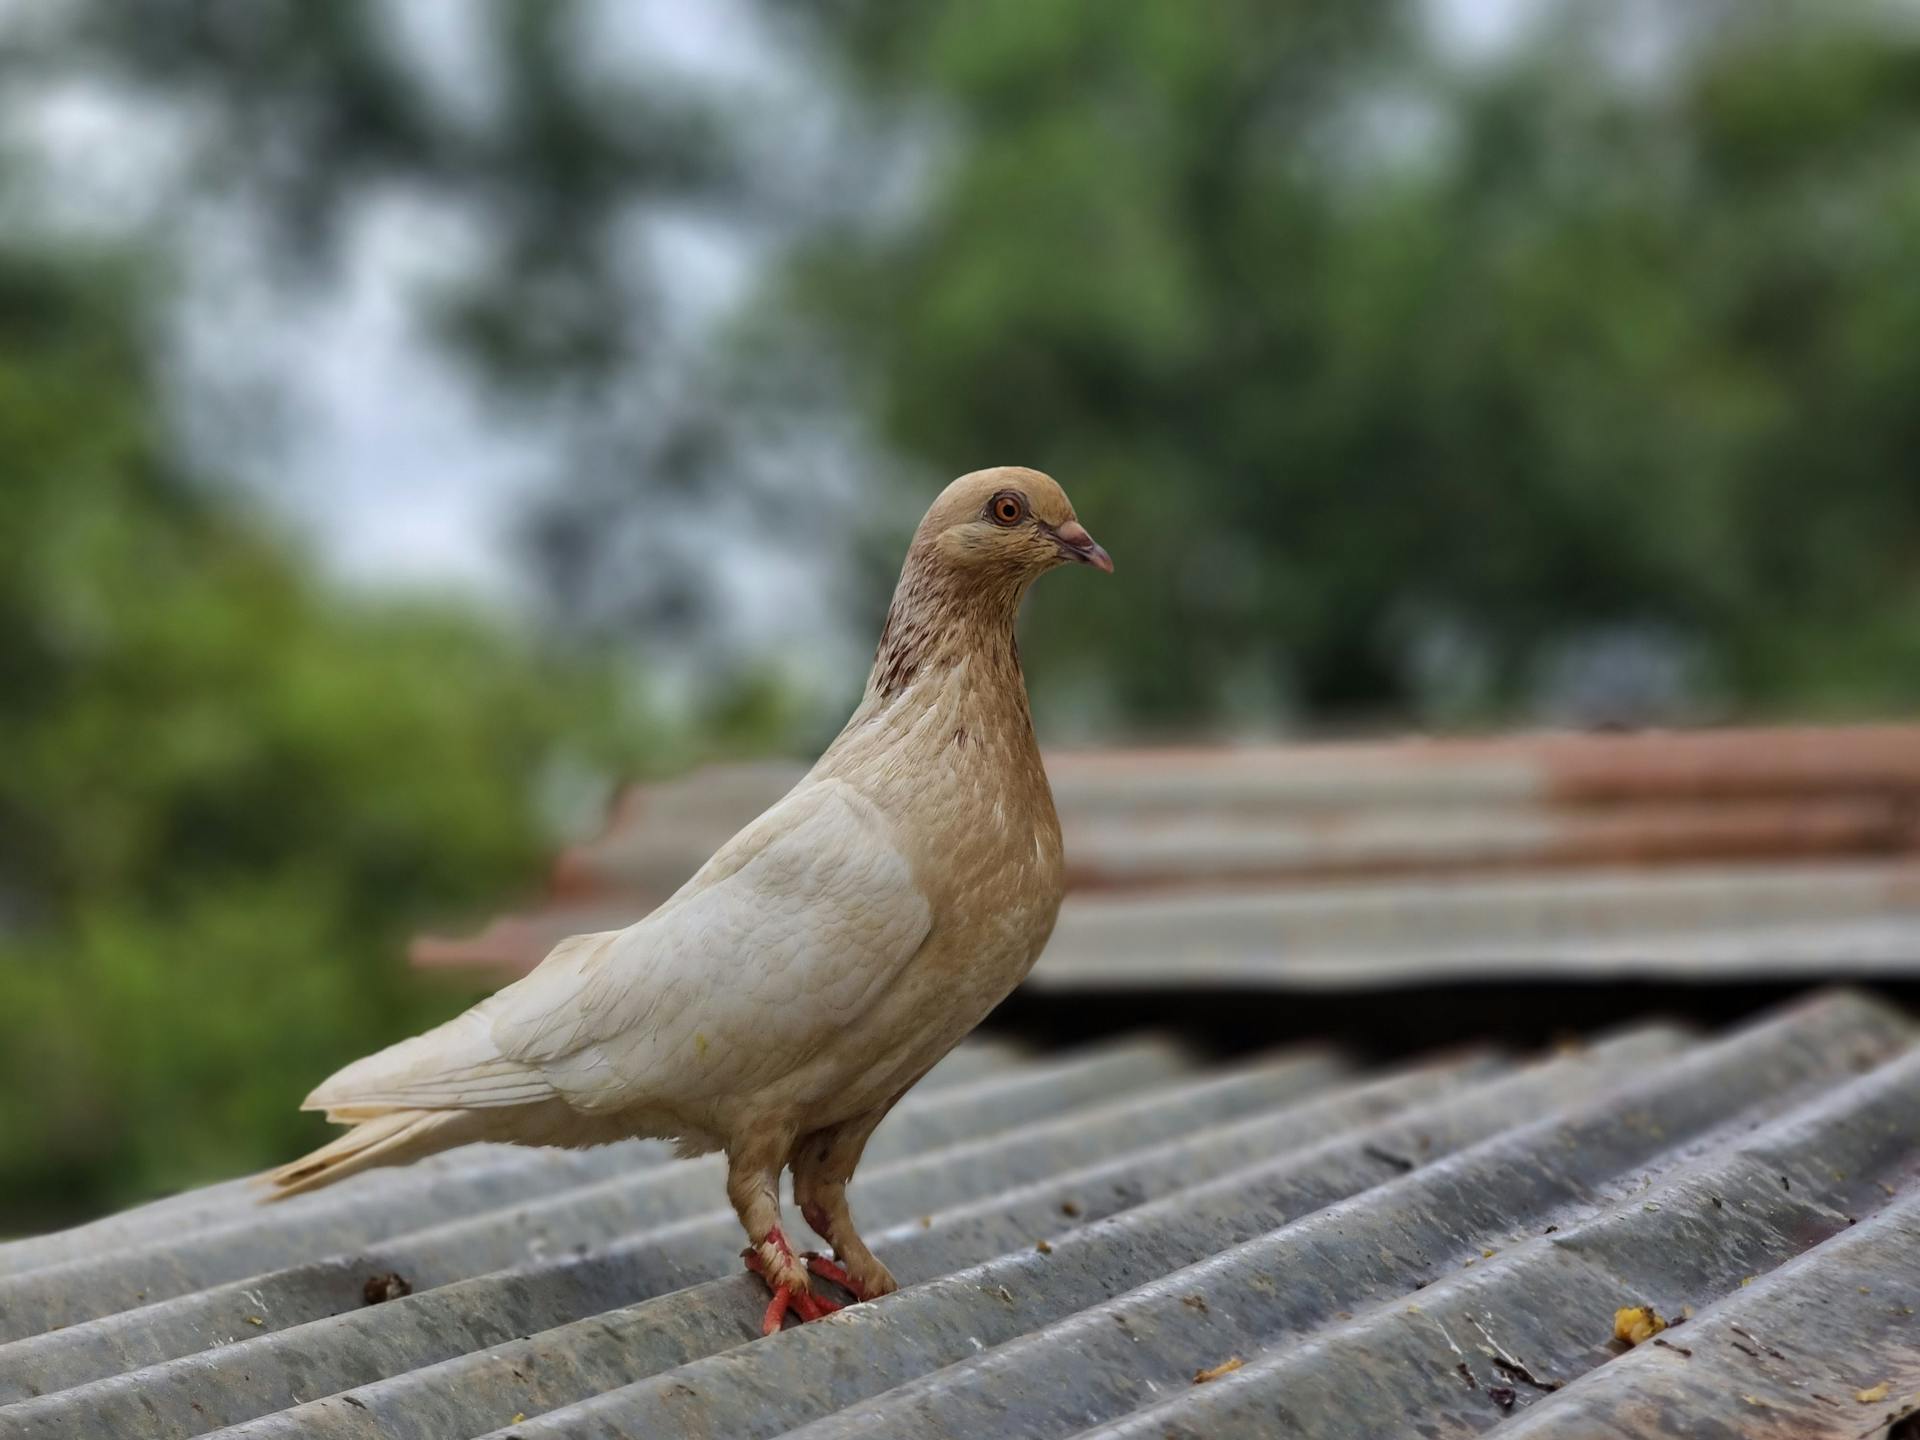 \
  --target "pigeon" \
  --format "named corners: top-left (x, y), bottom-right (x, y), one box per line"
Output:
top-left (266, 466), bottom-right (1112, 1333)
